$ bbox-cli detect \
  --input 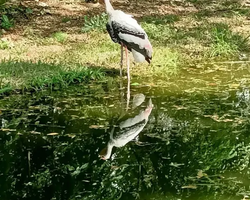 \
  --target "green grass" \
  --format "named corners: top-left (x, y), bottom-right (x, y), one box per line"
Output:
top-left (151, 47), bottom-right (180, 75)
top-left (141, 14), bottom-right (180, 25)
top-left (0, 4), bottom-right (33, 30)
top-left (52, 32), bottom-right (68, 43)
top-left (0, 3), bottom-right (250, 96)
top-left (1, 14), bottom-right (14, 30)
top-left (208, 23), bottom-right (249, 57)
top-left (0, 38), bottom-right (10, 49)
top-left (142, 19), bottom-right (209, 47)
top-left (82, 13), bottom-right (108, 33)
top-left (142, 18), bottom-right (249, 60)
top-left (0, 0), bottom-right (7, 6)
top-left (0, 61), bottom-right (105, 94)
top-left (61, 17), bottom-right (71, 23)
top-left (1, 18), bottom-right (248, 84)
